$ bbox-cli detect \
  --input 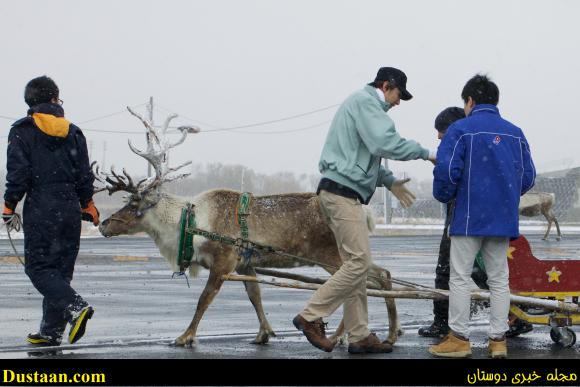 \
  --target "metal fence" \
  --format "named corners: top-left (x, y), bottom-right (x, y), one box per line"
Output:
top-left (370, 169), bottom-right (580, 224)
